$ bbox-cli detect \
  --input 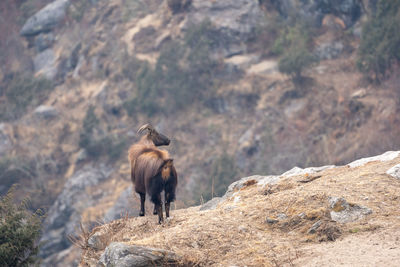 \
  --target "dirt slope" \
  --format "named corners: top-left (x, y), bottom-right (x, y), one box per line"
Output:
top-left (80, 152), bottom-right (400, 266)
